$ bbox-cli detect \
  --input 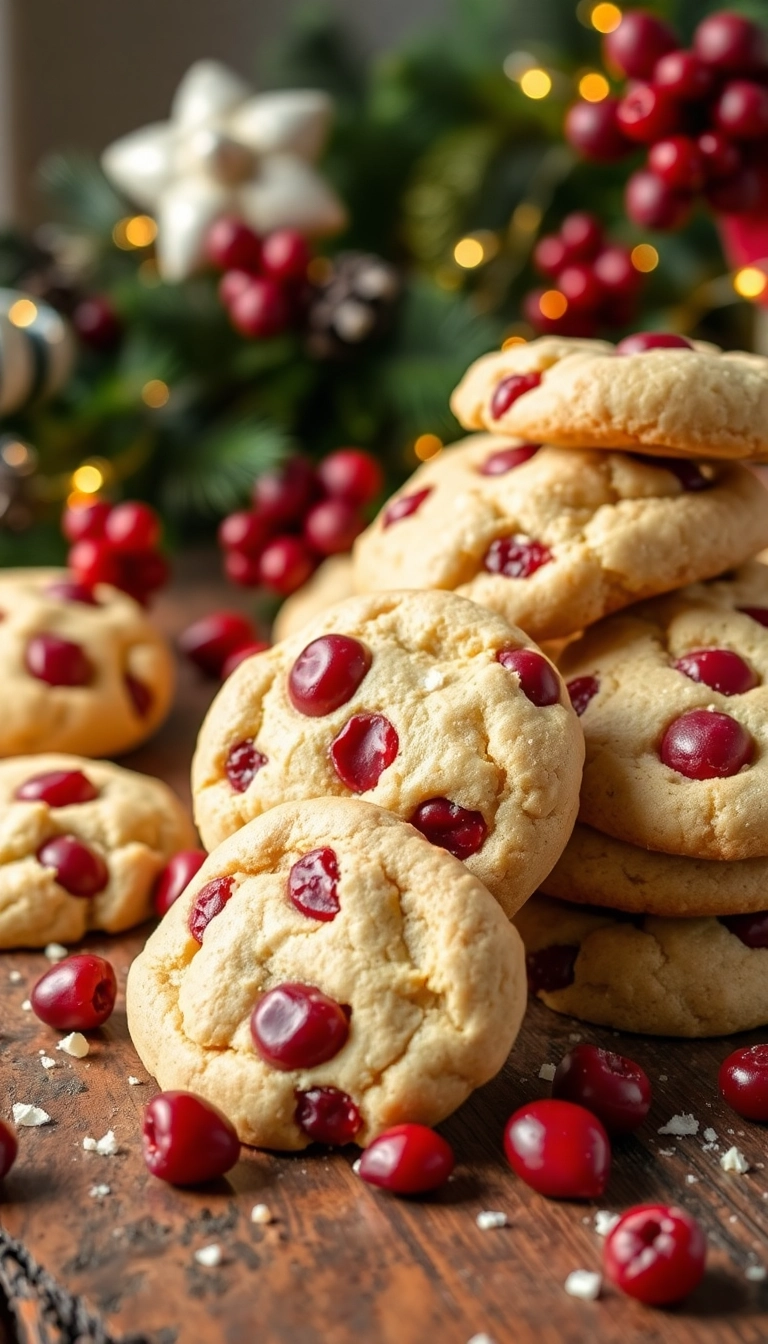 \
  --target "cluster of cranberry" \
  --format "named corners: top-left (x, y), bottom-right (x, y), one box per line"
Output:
top-left (206, 217), bottom-right (312, 340)
top-left (218, 448), bottom-right (383, 596)
top-left (526, 211), bottom-right (645, 336)
top-left (62, 498), bottom-right (169, 606)
top-left (566, 9), bottom-right (768, 229)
